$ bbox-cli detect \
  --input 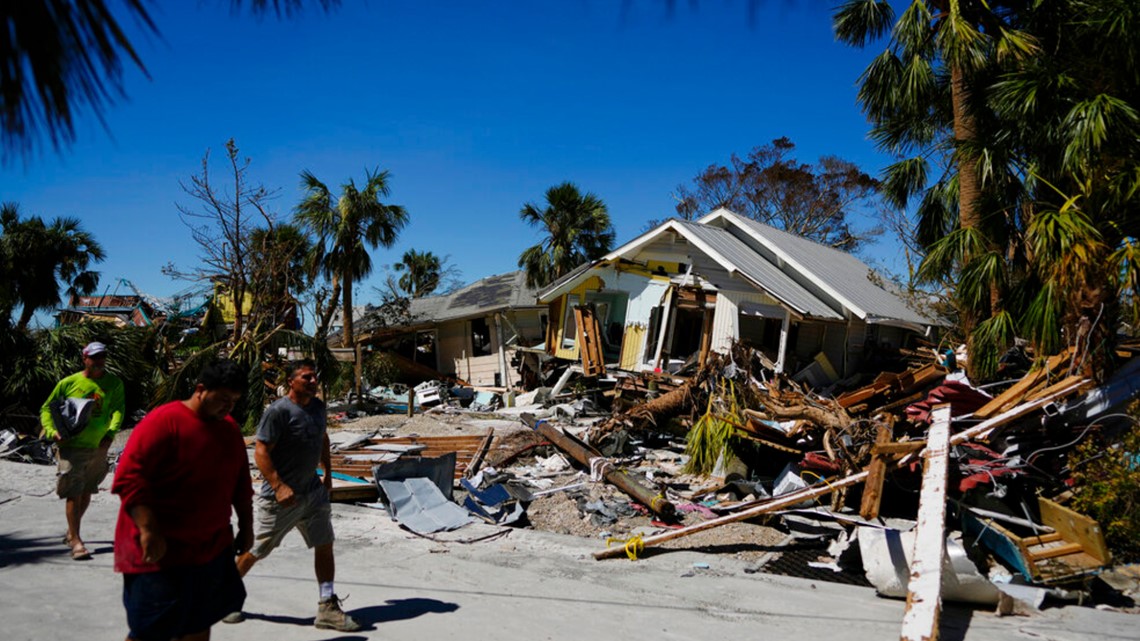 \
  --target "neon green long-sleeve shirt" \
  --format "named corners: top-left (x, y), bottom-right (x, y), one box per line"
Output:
top-left (40, 371), bottom-right (125, 449)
